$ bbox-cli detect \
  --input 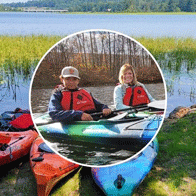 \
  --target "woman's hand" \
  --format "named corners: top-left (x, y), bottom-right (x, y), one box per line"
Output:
top-left (81, 113), bottom-right (93, 121)
top-left (102, 108), bottom-right (112, 116)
